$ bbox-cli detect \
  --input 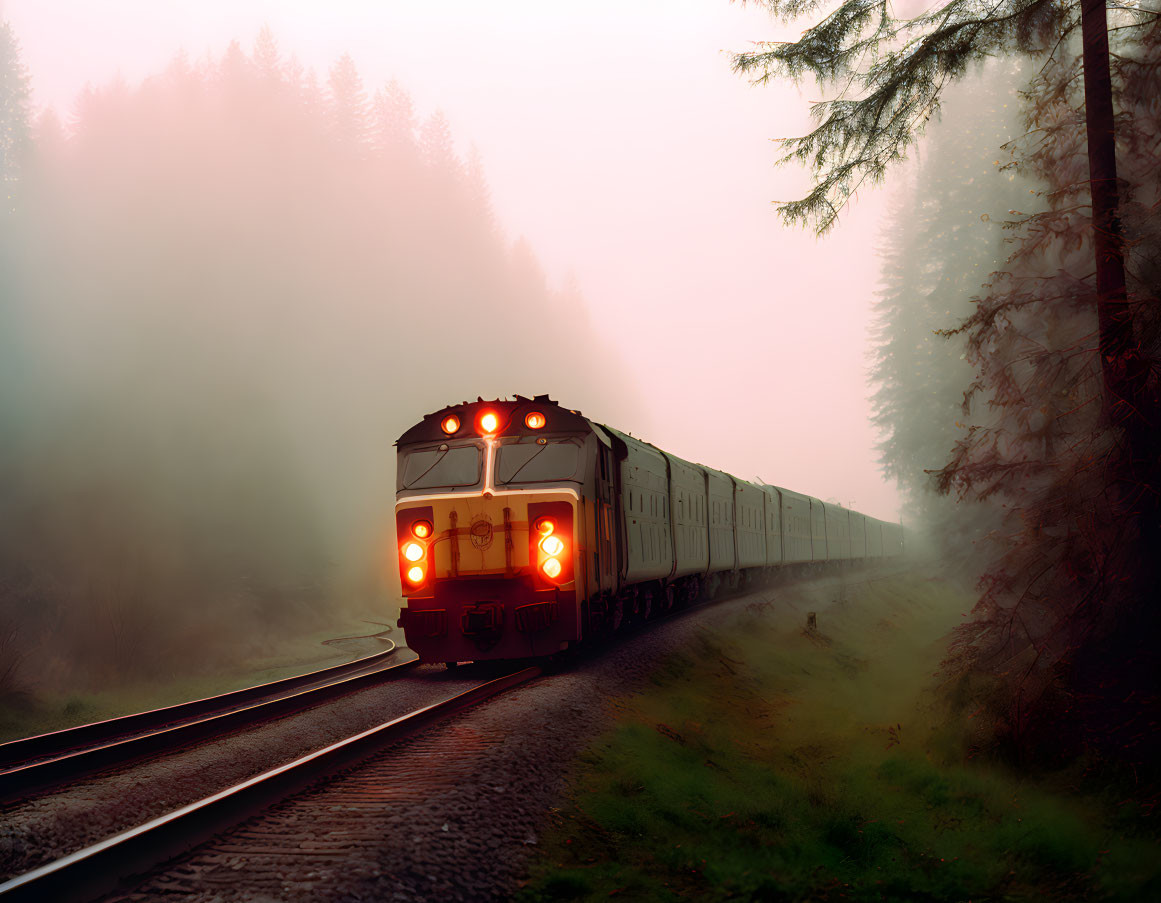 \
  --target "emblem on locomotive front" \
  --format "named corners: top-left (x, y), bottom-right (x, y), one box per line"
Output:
top-left (469, 514), bottom-right (494, 551)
